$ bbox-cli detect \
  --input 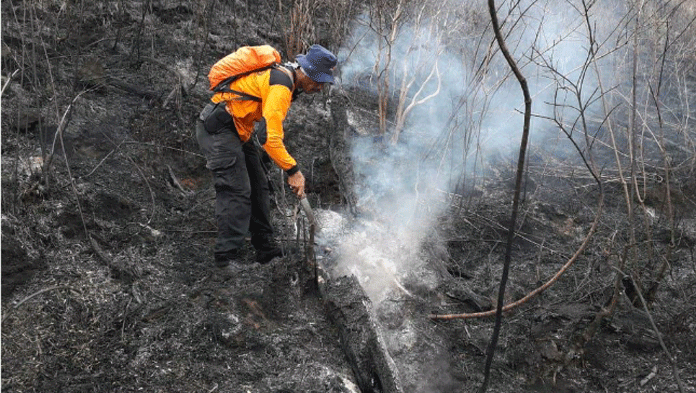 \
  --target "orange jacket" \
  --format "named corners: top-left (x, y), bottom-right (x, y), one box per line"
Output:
top-left (210, 67), bottom-right (297, 173)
